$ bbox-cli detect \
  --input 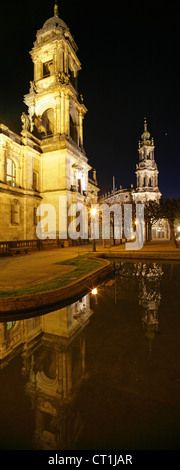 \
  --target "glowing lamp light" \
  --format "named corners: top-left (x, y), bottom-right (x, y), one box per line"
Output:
top-left (91, 208), bottom-right (96, 216)
top-left (91, 288), bottom-right (97, 295)
top-left (91, 208), bottom-right (97, 216)
top-left (177, 226), bottom-right (180, 232)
